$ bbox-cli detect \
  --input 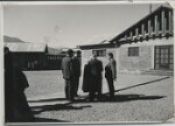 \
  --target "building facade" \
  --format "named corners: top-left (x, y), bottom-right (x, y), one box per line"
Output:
top-left (118, 37), bottom-right (173, 72)
top-left (79, 6), bottom-right (174, 74)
